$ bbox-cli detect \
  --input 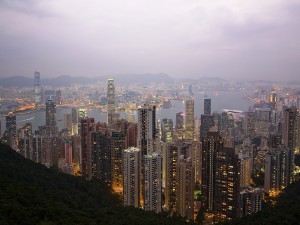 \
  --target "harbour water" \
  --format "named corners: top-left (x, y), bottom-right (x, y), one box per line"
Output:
top-left (0, 90), bottom-right (252, 135)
